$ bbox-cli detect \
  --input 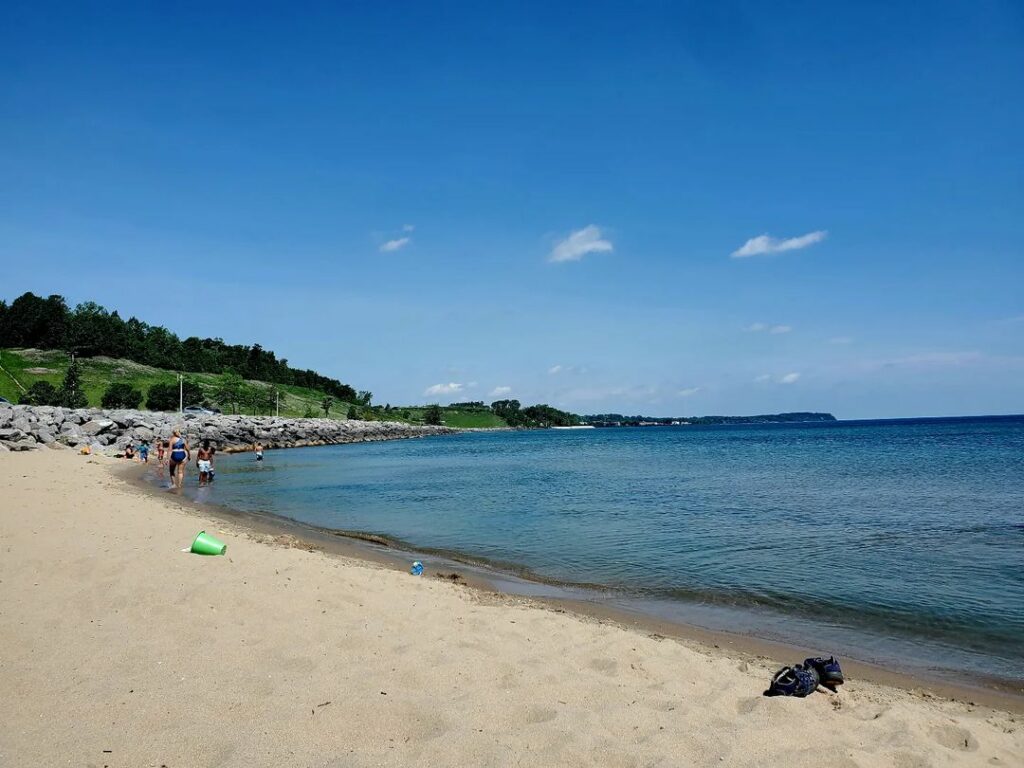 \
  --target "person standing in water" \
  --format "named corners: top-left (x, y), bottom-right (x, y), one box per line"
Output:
top-left (168, 429), bottom-right (190, 489)
top-left (254, 441), bottom-right (264, 462)
top-left (196, 439), bottom-right (215, 486)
